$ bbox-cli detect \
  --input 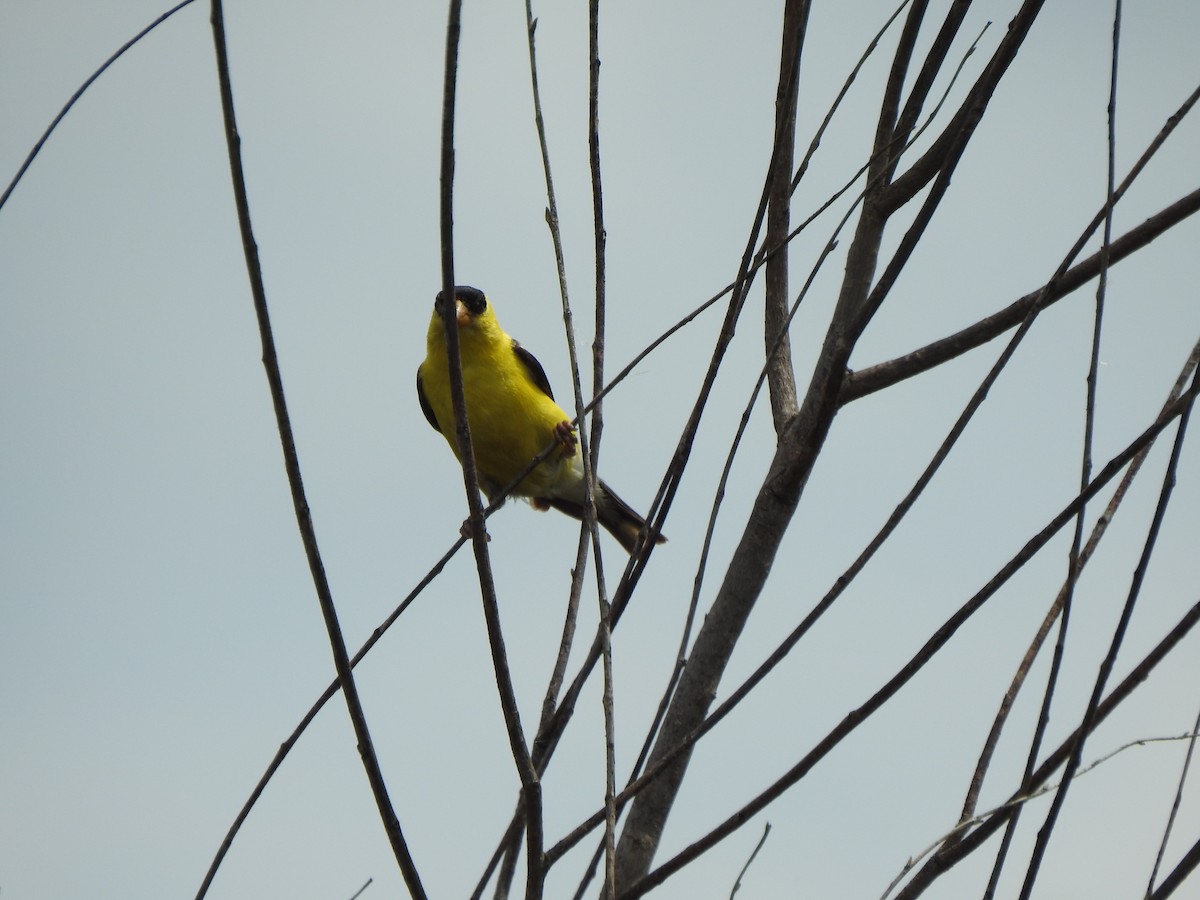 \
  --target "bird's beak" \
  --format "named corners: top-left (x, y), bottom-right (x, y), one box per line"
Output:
top-left (456, 299), bottom-right (472, 328)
